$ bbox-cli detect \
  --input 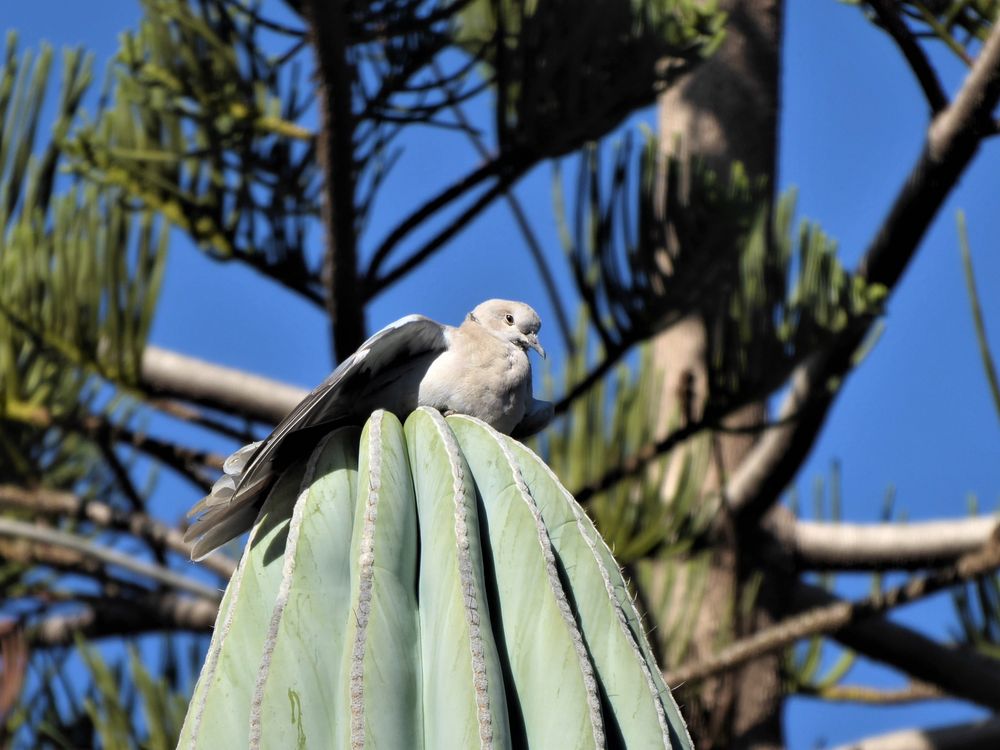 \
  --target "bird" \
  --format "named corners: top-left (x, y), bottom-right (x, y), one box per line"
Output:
top-left (184, 299), bottom-right (553, 560)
